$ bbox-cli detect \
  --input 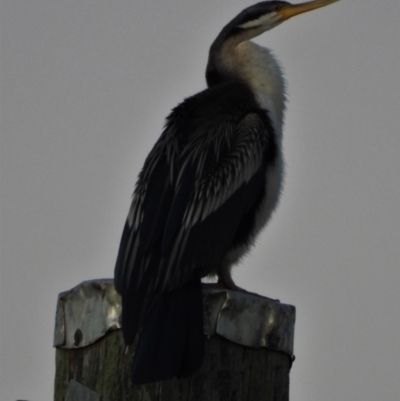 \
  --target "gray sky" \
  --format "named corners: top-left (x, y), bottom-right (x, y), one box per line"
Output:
top-left (1, 0), bottom-right (400, 400)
